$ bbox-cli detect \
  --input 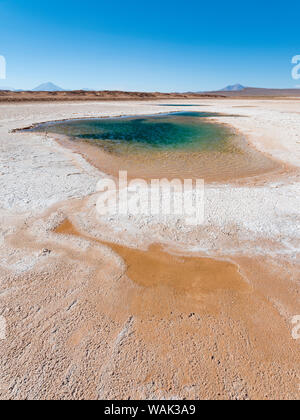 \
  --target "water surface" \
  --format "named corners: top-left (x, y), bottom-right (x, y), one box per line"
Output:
top-left (36, 112), bottom-right (234, 152)
top-left (34, 112), bottom-right (278, 181)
